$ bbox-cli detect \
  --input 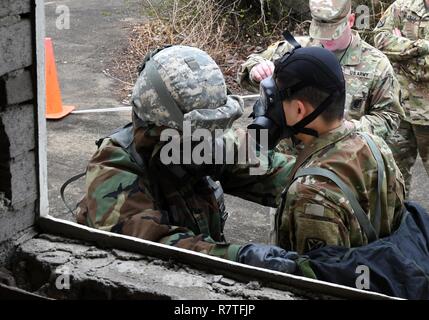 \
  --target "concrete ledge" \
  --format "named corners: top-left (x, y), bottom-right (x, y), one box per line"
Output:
top-left (0, 283), bottom-right (51, 300)
top-left (37, 216), bottom-right (398, 300)
top-left (13, 235), bottom-right (302, 300)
